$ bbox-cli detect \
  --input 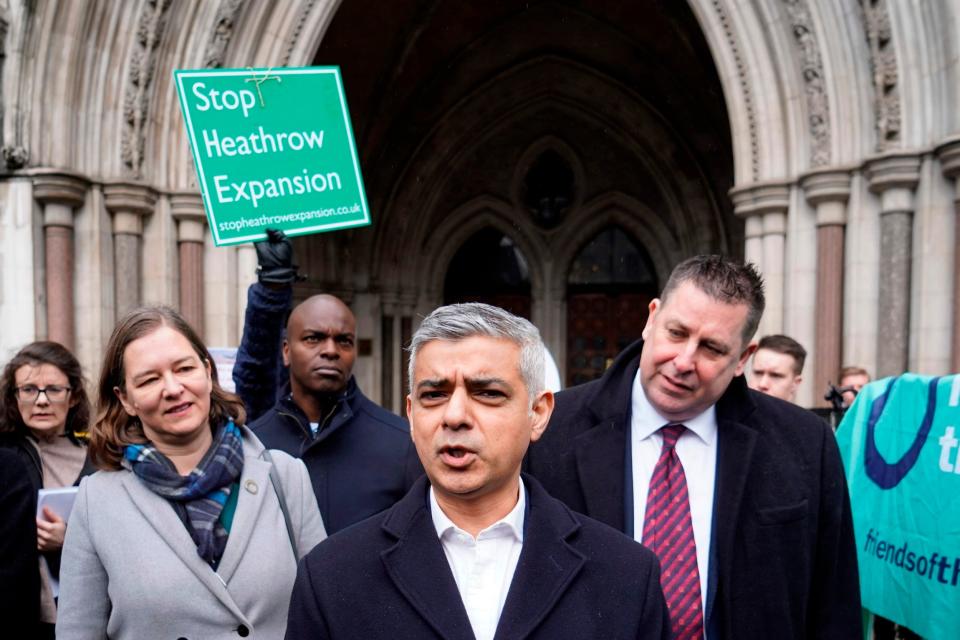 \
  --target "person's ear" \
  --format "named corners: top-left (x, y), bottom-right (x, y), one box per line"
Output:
top-left (641, 298), bottom-right (661, 341)
top-left (114, 386), bottom-right (137, 417)
top-left (528, 391), bottom-right (555, 443)
top-left (282, 339), bottom-right (291, 367)
top-left (734, 342), bottom-right (758, 376)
